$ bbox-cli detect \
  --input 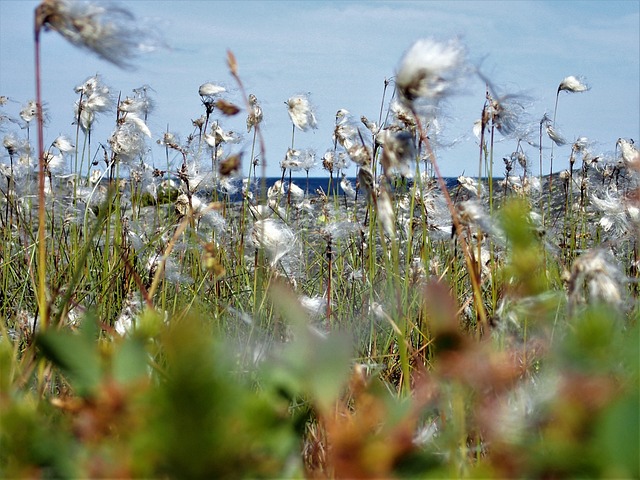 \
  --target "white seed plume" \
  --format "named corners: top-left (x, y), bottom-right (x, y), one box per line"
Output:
top-left (346, 143), bottom-right (371, 167)
top-left (568, 249), bottom-right (624, 311)
top-left (123, 112), bottom-right (152, 138)
top-left (267, 180), bottom-right (285, 201)
top-left (74, 75), bottom-right (112, 131)
top-left (333, 110), bottom-right (359, 150)
top-left (119, 92), bottom-right (154, 120)
top-left (251, 218), bottom-right (296, 267)
top-left (299, 295), bottom-right (327, 319)
top-left (572, 136), bottom-right (590, 153)
top-left (617, 138), bottom-right (639, 170)
top-left (286, 94), bottom-right (318, 131)
top-left (457, 200), bottom-right (502, 239)
top-left (36, 0), bottom-right (163, 69)
top-left (199, 83), bottom-right (226, 97)
top-left (114, 294), bottom-right (142, 336)
top-left (558, 75), bottom-right (589, 93)
top-left (287, 181), bottom-right (305, 202)
top-left (358, 166), bottom-right (376, 200)
top-left (591, 187), bottom-right (638, 237)
top-left (321, 220), bottom-right (362, 241)
top-left (395, 37), bottom-right (467, 105)
top-left (472, 119), bottom-right (485, 141)
top-left (457, 175), bottom-right (478, 195)
top-left (204, 121), bottom-right (239, 147)
top-left (361, 115), bottom-right (379, 134)
top-left (246, 93), bottom-right (263, 132)
top-left (340, 174), bottom-right (356, 200)
top-left (52, 135), bottom-right (75, 153)
top-left (322, 150), bottom-right (335, 174)
top-left (281, 148), bottom-right (303, 171)
top-left (378, 129), bottom-right (416, 178)
top-left (89, 169), bottom-right (103, 185)
top-left (376, 186), bottom-right (396, 239)
top-left (109, 121), bottom-right (147, 164)
top-left (390, 100), bottom-right (417, 128)
top-left (334, 152), bottom-right (350, 171)
top-left (3, 134), bottom-right (22, 156)
top-left (249, 203), bottom-right (276, 220)
top-left (20, 100), bottom-right (38, 123)
top-left (545, 123), bottom-right (567, 146)
top-left (300, 149), bottom-right (318, 173)
top-left (44, 151), bottom-right (65, 175)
